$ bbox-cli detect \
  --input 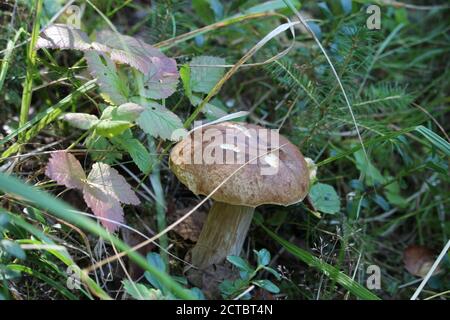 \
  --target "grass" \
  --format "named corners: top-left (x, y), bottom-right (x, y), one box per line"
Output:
top-left (0, 0), bottom-right (449, 300)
